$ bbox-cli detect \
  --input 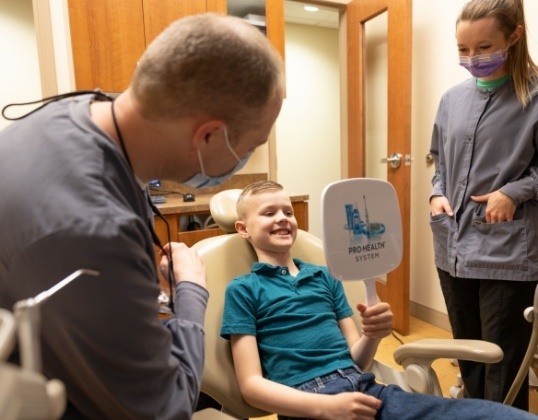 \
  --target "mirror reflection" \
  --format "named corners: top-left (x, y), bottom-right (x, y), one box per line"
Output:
top-left (227, 0), bottom-right (266, 34)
